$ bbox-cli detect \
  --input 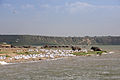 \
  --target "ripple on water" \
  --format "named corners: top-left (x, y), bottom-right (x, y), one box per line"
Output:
top-left (0, 51), bottom-right (120, 80)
